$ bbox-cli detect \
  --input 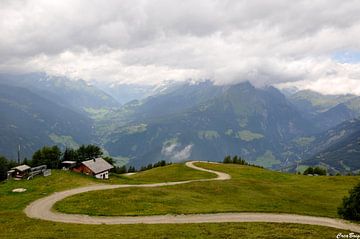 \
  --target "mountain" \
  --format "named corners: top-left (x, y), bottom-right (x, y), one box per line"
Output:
top-left (287, 90), bottom-right (360, 130)
top-left (103, 81), bottom-right (315, 168)
top-left (292, 118), bottom-right (360, 173)
top-left (0, 84), bottom-right (94, 159)
top-left (312, 103), bottom-right (357, 131)
top-left (0, 73), bottom-right (120, 114)
top-left (288, 90), bottom-right (356, 114)
top-left (1, 73), bottom-right (359, 171)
